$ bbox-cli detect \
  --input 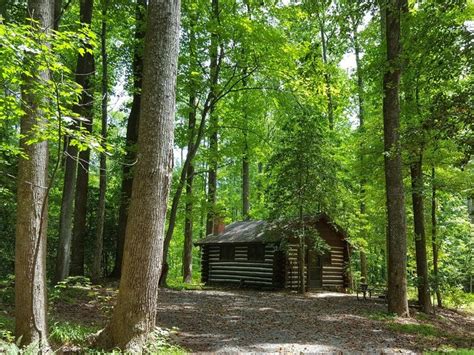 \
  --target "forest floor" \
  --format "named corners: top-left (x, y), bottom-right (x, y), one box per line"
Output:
top-left (1, 282), bottom-right (473, 353)
top-left (157, 288), bottom-right (474, 353)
